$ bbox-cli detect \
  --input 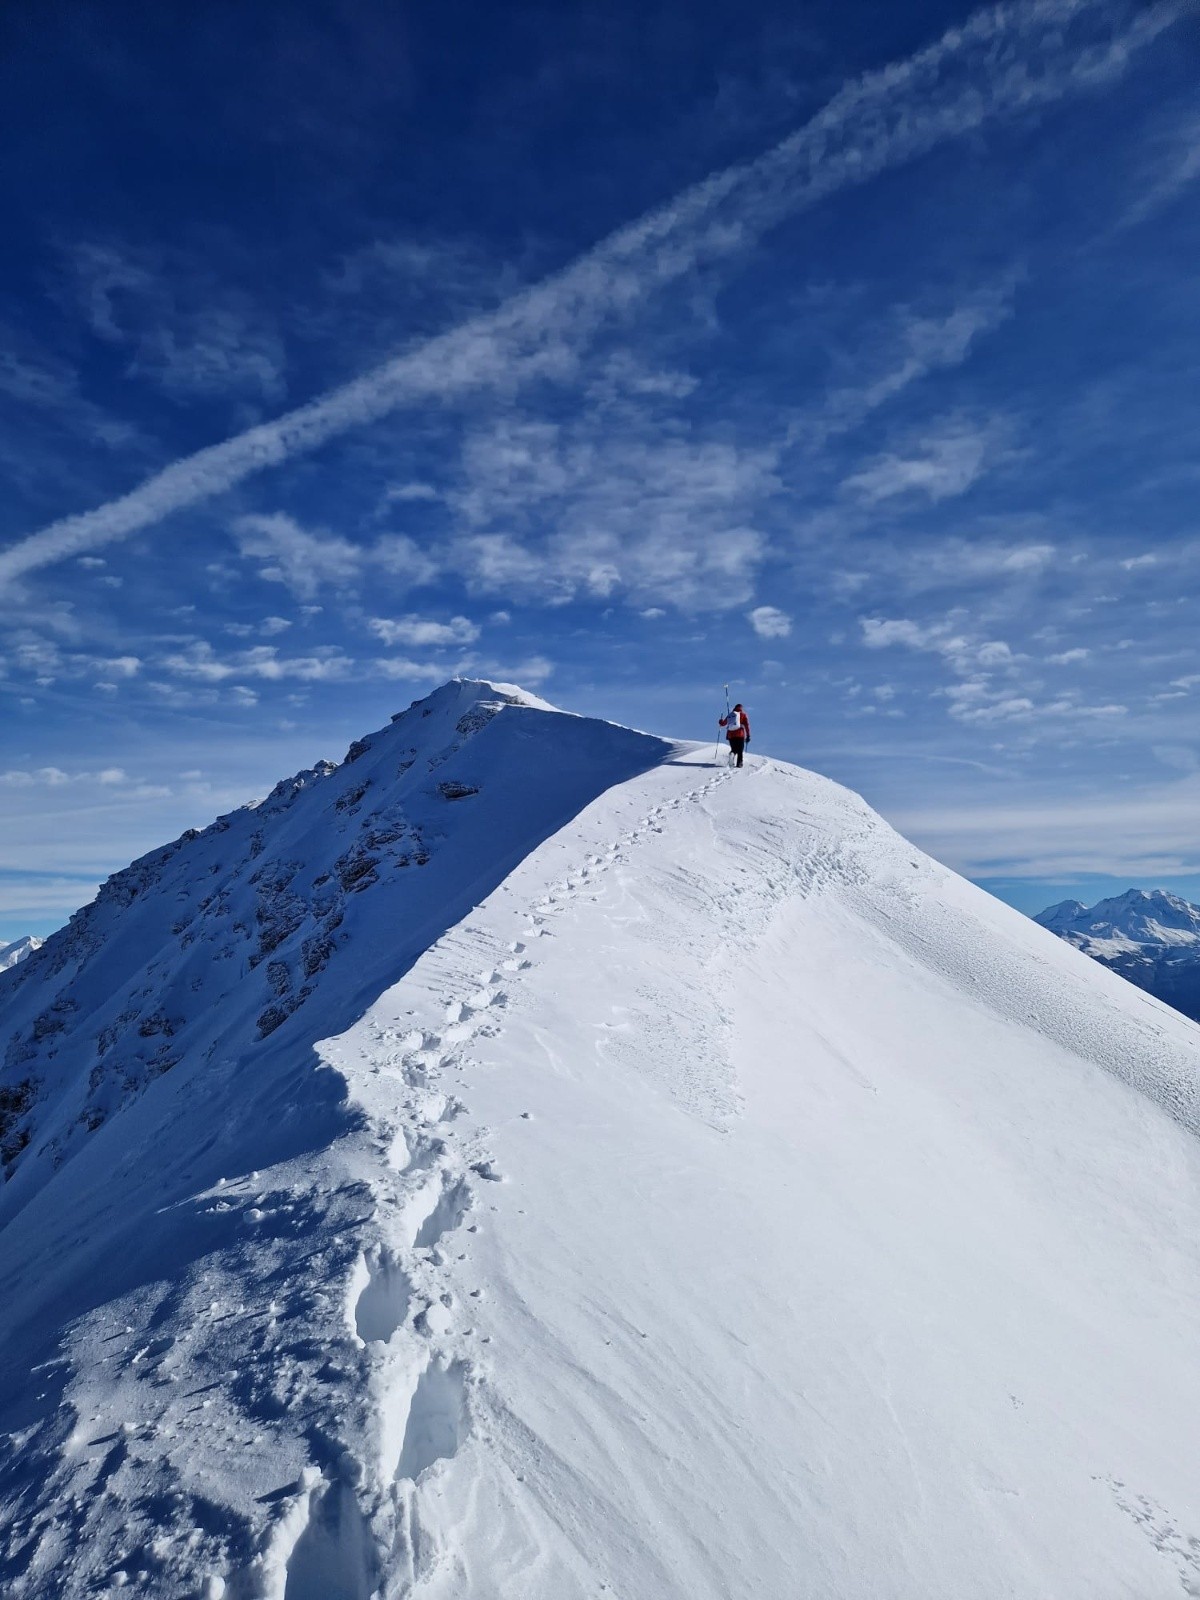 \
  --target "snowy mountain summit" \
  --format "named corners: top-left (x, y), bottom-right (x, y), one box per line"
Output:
top-left (3, 683), bottom-right (1200, 1600)
top-left (1036, 888), bottom-right (1200, 1024)
top-left (0, 935), bottom-right (42, 972)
